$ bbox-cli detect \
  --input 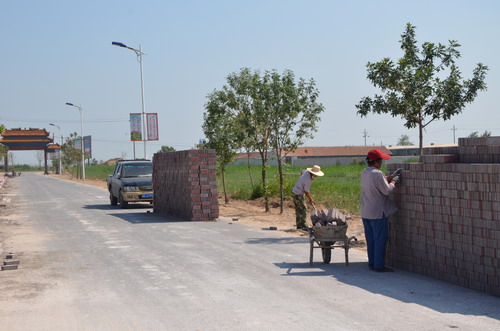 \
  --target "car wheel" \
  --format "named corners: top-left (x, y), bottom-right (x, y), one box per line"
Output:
top-left (110, 193), bottom-right (118, 206)
top-left (118, 191), bottom-right (128, 209)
